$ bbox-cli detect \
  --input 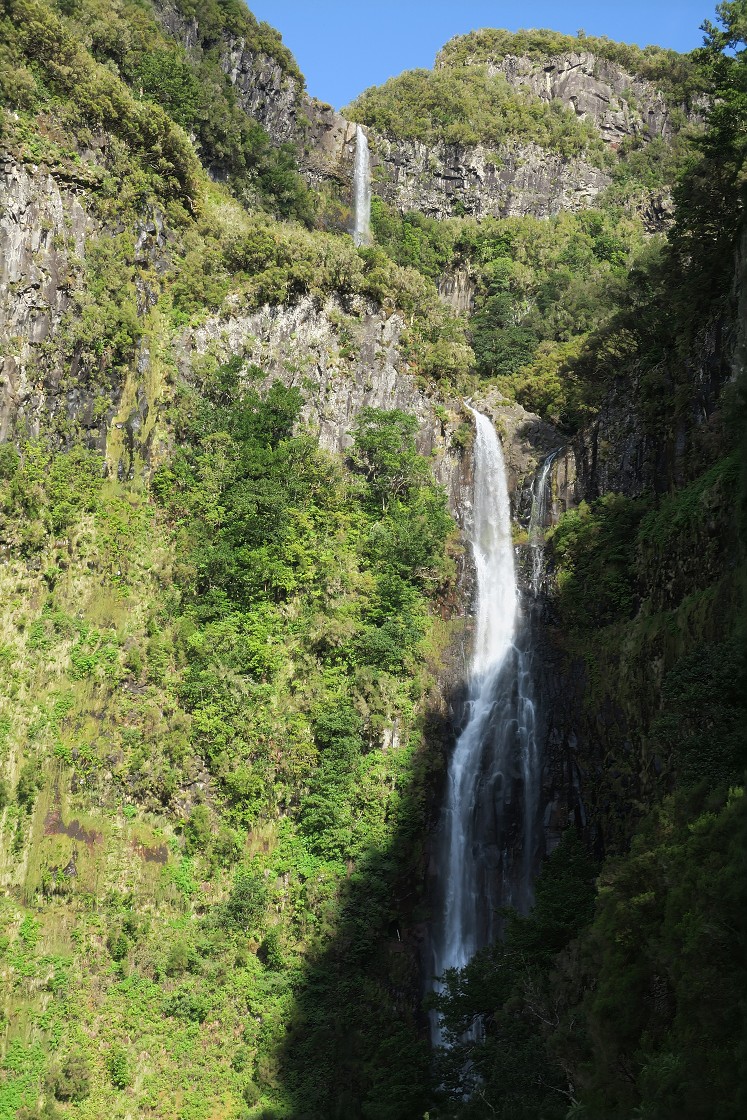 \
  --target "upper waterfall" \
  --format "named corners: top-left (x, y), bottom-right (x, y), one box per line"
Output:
top-left (352, 124), bottom-right (372, 246)
top-left (466, 410), bottom-right (517, 677)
